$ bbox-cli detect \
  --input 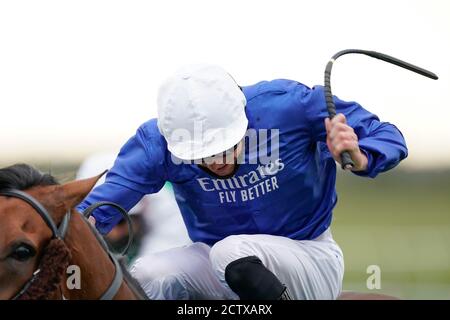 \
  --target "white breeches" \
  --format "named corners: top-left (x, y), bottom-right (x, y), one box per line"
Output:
top-left (129, 229), bottom-right (344, 300)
